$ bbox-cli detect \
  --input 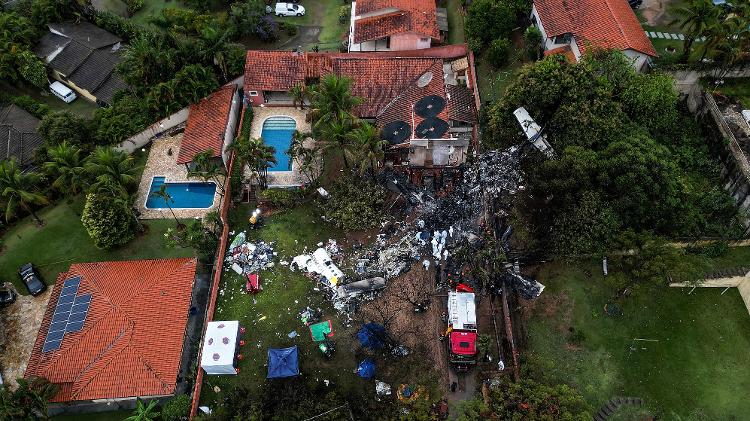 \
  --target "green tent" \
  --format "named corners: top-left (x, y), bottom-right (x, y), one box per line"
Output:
top-left (309, 320), bottom-right (333, 342)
